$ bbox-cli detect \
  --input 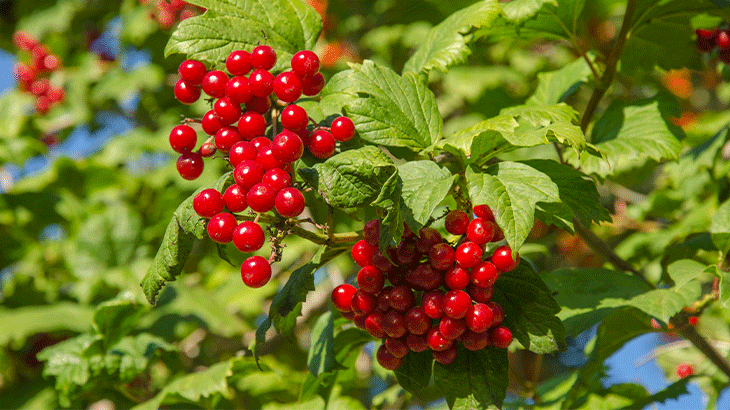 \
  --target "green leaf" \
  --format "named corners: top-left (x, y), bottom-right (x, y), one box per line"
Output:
top-left (394, 351), bottom-right (433, 397)
top-left (338, 61), bottom-right (443, 151)
top-left (501, 0), bottom-right (558, 24)
top-left (433, 346), bottom-right (508, 410)
top-left (103, 333), bottom-right (177, 382)
top-left (619, 377), bottom-right (694, 410)
top-left (307, 312), bottom-right (334, 377)
top-left (398, 161), bottom-right (457, 232)
top-left (36, 334), bottom-right (102, 404)
top-left (466, 163), bottom-right (560, 251)
top-left (711, 199), bottom-right (730, 259)
top-left (568, 96), bottom-right (683, 178)
top-left (165, 0), bottom-right (322, 71)
top-left (0, 303), bottom-right (93, 348)
top-left (494, 0), bottom-right (586, 40)
top-left (492, 263), bottom-right (567, 353)
top-left (92, 296), bottom-right (146, 348)
top-left (542, 268), bottom-right (652, 337)
top-left (527, 55), bottom-right (594, 106)
top-left (402, 0), bottom-right (501, 75)
top-left (624, 259), bottom-right (705, 323)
